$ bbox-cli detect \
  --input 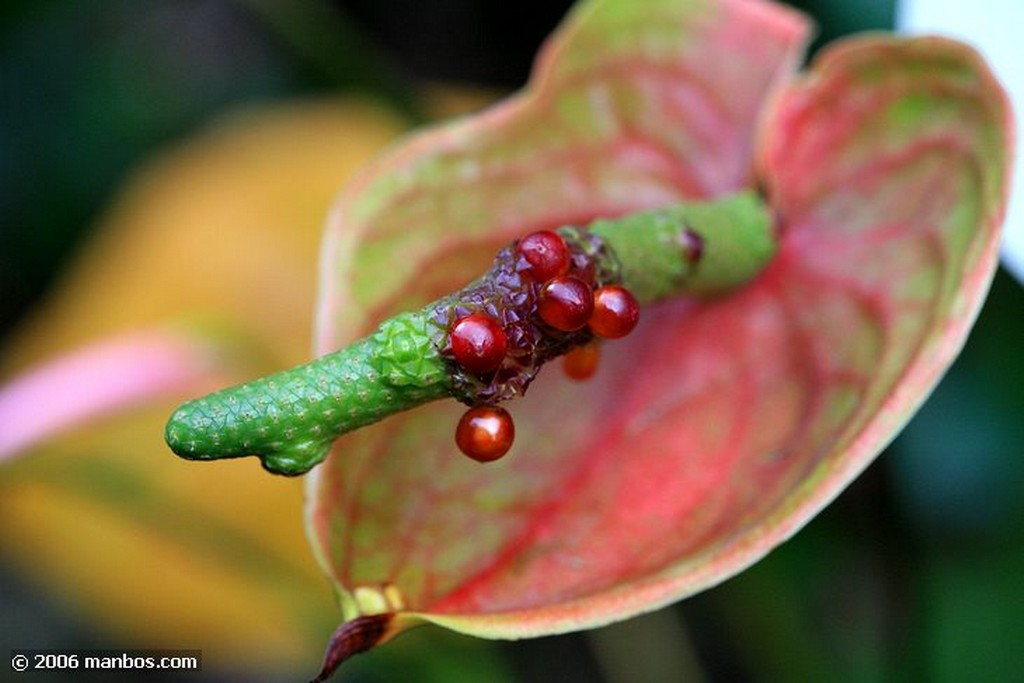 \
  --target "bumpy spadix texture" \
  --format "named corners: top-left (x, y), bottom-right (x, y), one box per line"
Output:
top-left (306, 0), bottom-right (1012, 655)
